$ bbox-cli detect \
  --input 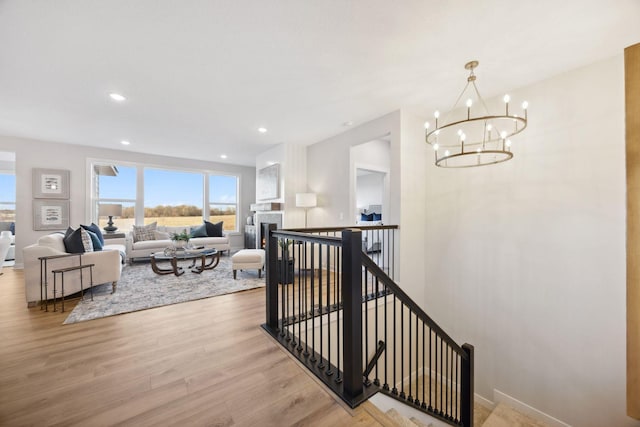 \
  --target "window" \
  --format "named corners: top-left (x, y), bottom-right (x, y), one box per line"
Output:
top-left (90, 161), bottom-right (241, 232)
top-left (144, 168), bottom-right (203, 227)
top-left (209, 174), bottom-right (238, 232)
top-left (95, 164), bottom-right (136, 230)
top-left (0, 173), bottom-right (15, 222)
